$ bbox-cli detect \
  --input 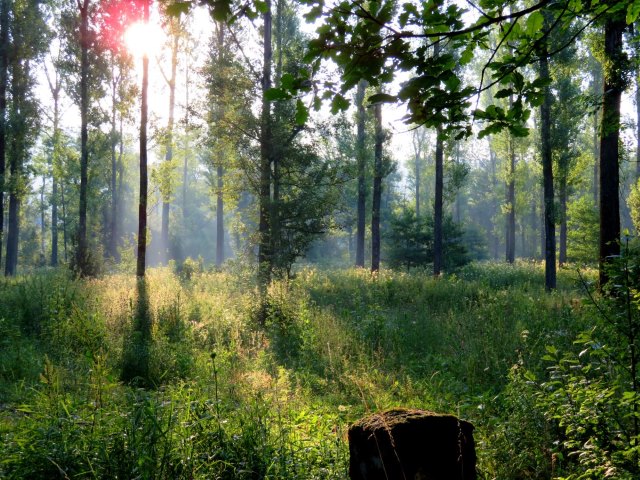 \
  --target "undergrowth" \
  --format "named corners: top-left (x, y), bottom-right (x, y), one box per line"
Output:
top-left (0, 262), bottom-right (598, 478)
